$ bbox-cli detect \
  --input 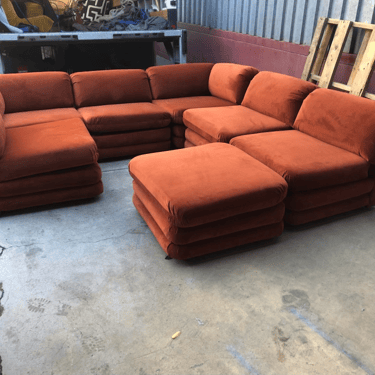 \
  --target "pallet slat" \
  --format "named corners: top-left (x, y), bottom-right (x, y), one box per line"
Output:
top-left (319, 20), bottom-right (352, 88)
